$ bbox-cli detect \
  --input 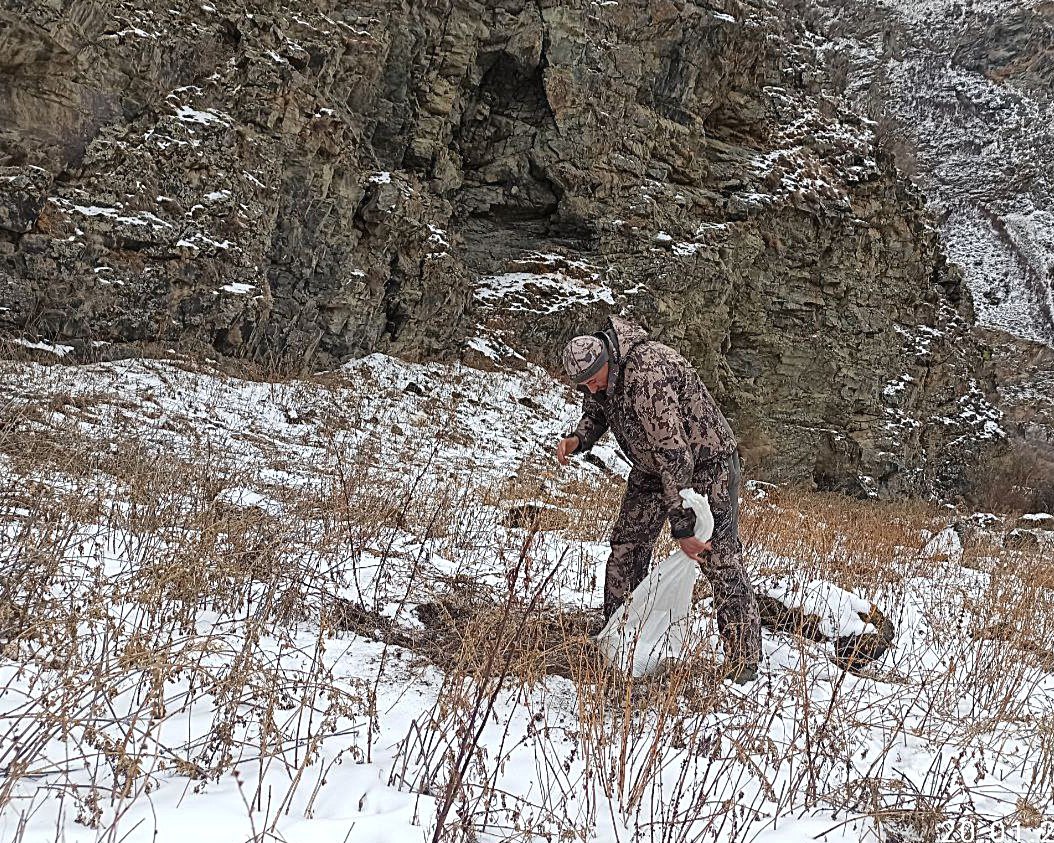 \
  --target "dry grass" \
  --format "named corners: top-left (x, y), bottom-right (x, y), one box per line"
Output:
top-left (968, 441), bottom-right (1054, 515)
top-left (1, 358), bottom-right (1052, 842)
top-left (740, 485), bottom-right (946, 587)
